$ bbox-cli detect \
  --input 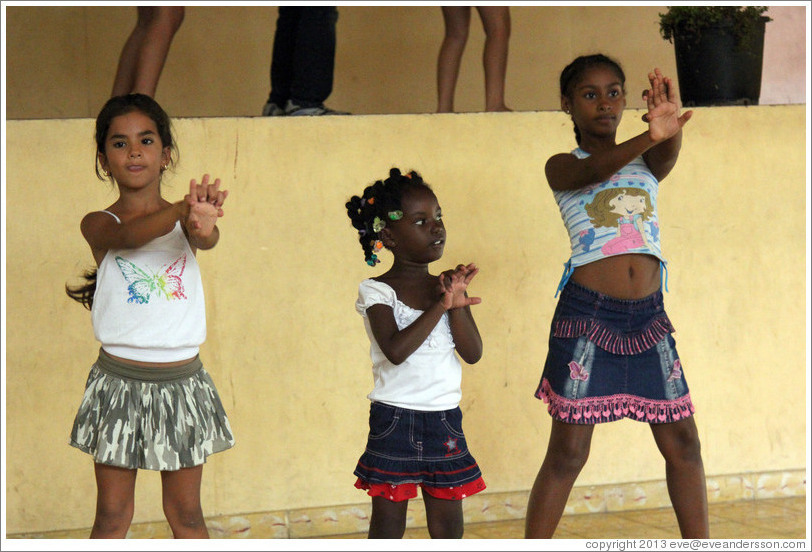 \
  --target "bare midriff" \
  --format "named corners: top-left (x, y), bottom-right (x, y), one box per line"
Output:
top-left (571, 254), bottom-right (661, 300)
